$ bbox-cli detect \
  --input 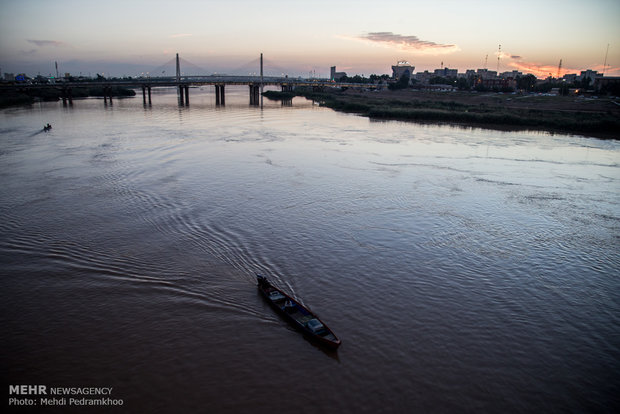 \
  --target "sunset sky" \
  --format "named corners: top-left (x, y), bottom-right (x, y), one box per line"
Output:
top-left (1, 0), bottom-right (619, 78)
